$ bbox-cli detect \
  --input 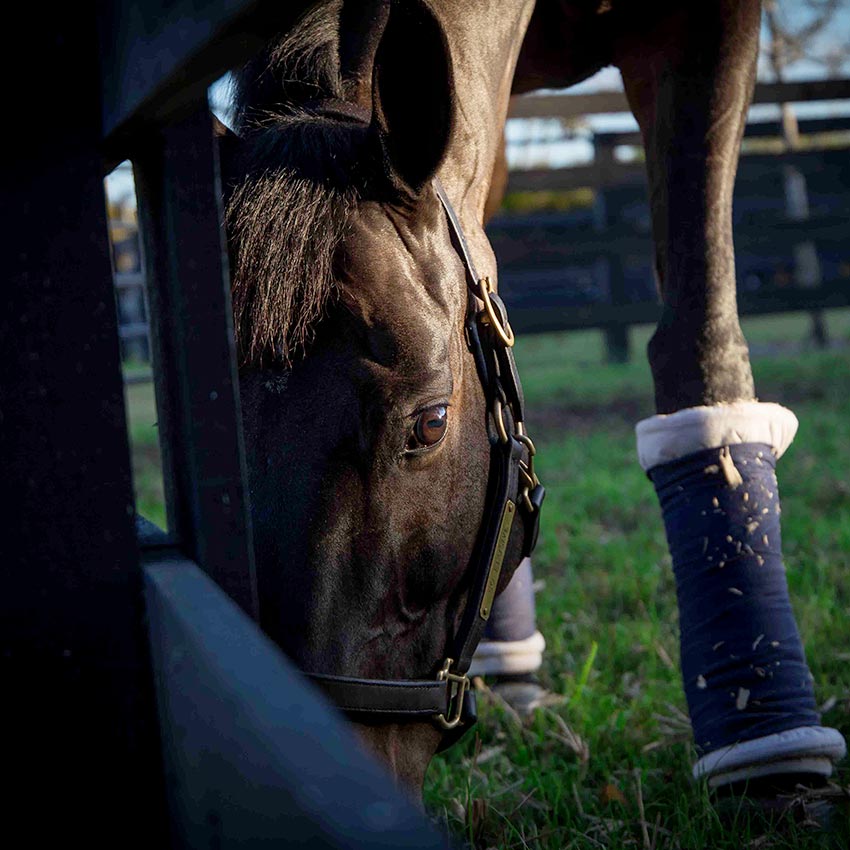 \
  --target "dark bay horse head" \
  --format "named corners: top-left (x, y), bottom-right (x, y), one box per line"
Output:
top-left (221, 0), bottom-right (531, 791)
